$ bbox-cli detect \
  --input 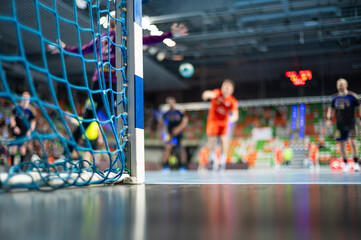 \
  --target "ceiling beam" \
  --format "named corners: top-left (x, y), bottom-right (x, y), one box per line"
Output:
top-left (172, 32), bottom-right (361, 56)
top-left (238, 6), bottom-right (340, 25)
top-left (174, 17), bottom-right (361, 42)
top-left (233, 0), bottom-right (280, 8)
top-left (146, 0), bottom-right (348, 24)
top-left (179, 45), bottom-right (361, 66)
